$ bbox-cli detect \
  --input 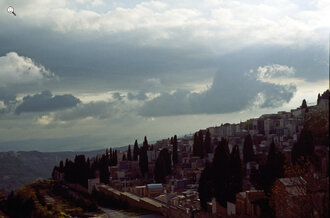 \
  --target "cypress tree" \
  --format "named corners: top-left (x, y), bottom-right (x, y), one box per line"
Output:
top-left (212, 138), bottom-right (231, 206)
top-left (292, 128), bottom-right (314, 164)
top-left (173, 135), bottom-right (178, 164)
top-left (229, 145), bottom-right (242, 202)
top-left (114, 150), bottom-right (118, 165)
top-left (198, 162), bottom-right (213, 211)
top-left (193, 133), bottom-right (199, 156)
top-left (59, 160), bottom-right (64, 172)
top-left (243, 134), bottom-right (254, 163)
top-left (143, 136), bottom-right (149, 150)
top-left (154, 148), bottom-right (172, 183)
top-left (198, 130), bottom-right (204, 158)
top-left (127, 145), bottom-right (132, 161)
top-left (109, 148), bottom-right (113, 165)
top-left (139, 136), bottom-right (149, 177)
top-left (133, 140), bottom-right (139, 161)
top-left (252, 141), bottom-right (285, 193)
top-left (301, 99), bottom-right (307, 108)
top-left (205, 129), bottom-right (211, 153)
top-left (99, 154), bottom-right (110, 184)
